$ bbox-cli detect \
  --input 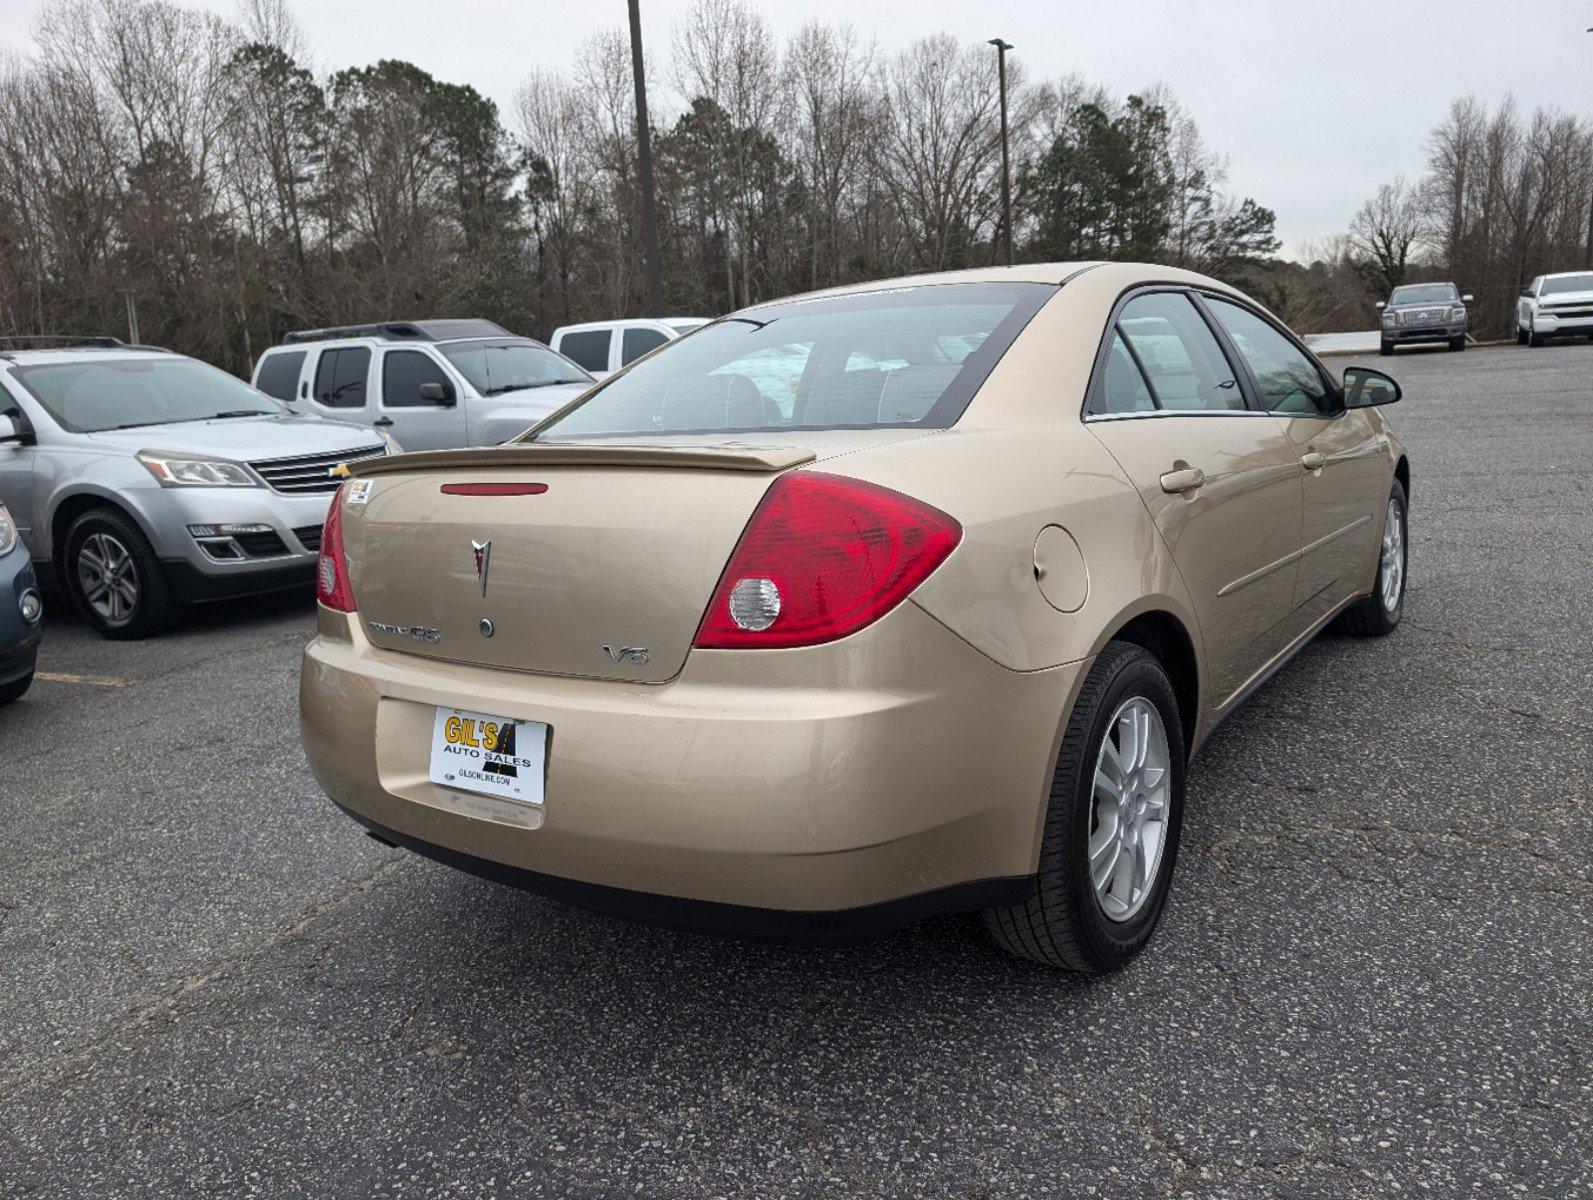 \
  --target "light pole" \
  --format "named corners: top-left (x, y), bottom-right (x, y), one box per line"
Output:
top-left (988, 38), bottom-right (1015, 267)
top-left (628, 0), bottom-right (663, 316)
